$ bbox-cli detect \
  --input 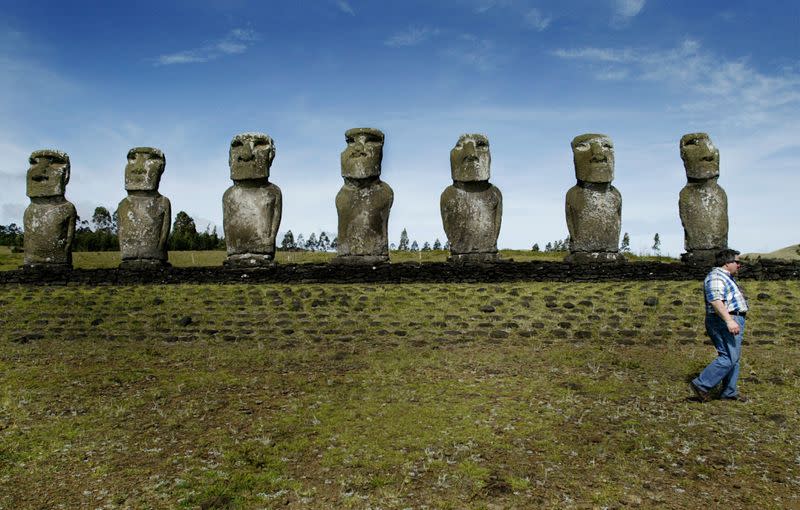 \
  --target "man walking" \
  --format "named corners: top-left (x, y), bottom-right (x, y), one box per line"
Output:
top-left (690, 248), bottom-right (749, 402)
